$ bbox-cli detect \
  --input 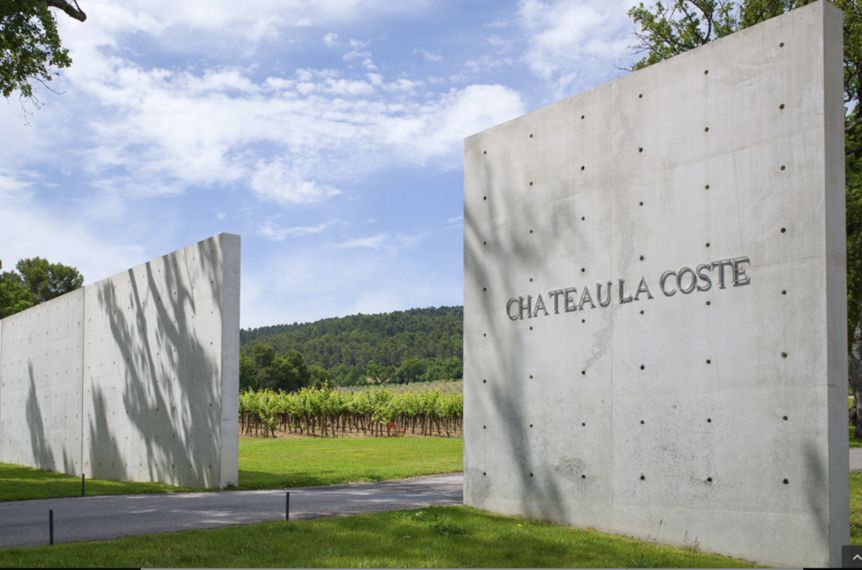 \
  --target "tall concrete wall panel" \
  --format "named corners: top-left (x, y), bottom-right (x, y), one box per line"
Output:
top-left (0, 290), bottom-right (84, 474)
top-left (0, 234), bottom-right (239, 488)
top-left (463, 3), bottom-right (847, 567)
